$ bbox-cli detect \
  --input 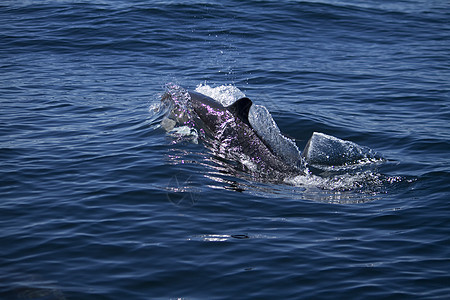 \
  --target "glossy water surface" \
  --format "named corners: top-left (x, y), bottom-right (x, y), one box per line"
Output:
top-left (1, 0), bottom-right (449, 299)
